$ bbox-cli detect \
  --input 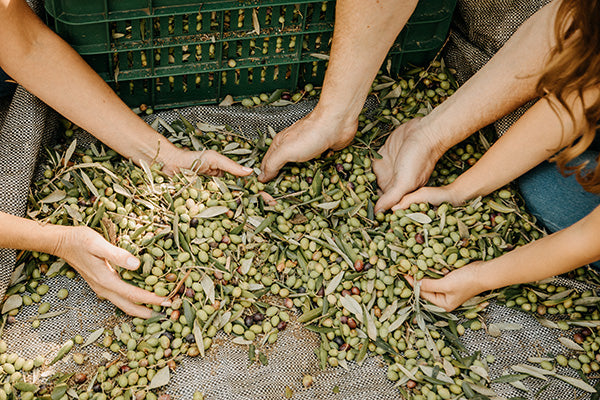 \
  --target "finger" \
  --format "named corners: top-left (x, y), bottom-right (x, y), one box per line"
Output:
top-left (393, 188), bottom-right (428, 211)
top-left (109, 274), bottom-right (171, 307)
top-left (107, 293), bottom-right (156, 319)
top-left (374, 182), bottom-right (410, 214)
top-left (419, 277), bottom-right (448, 293)
top-left (258, 144), bottom-right (290, 183)
top-left (418, 290), bottom-right (449, 310)
top-left (206, 151), bottom-right (253, 177)
top-left (91, 235), bottom-right (141, 271)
